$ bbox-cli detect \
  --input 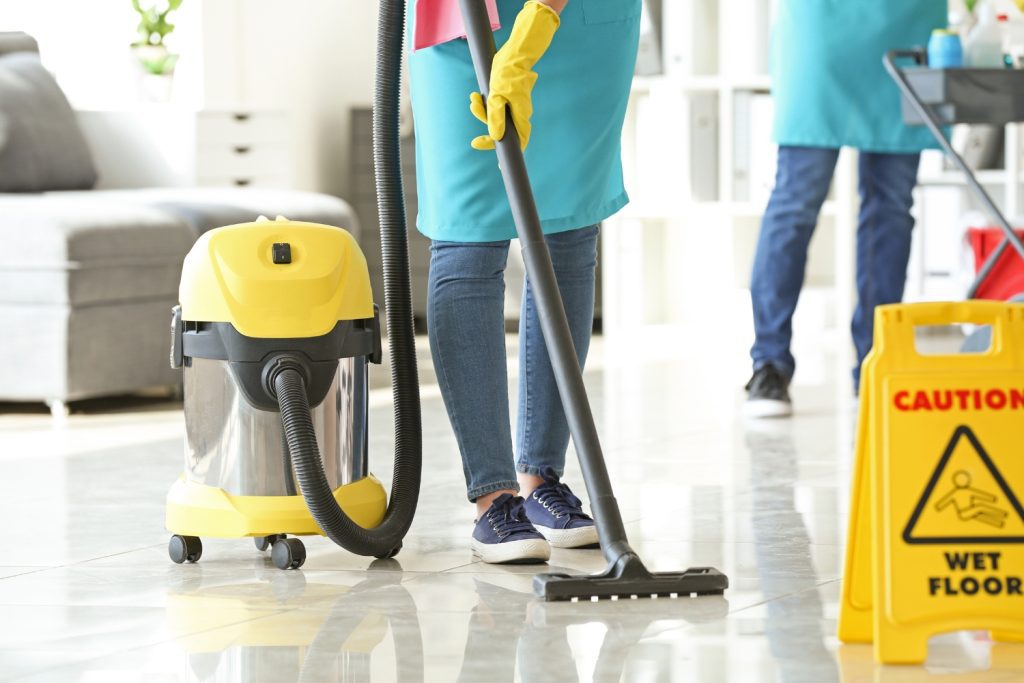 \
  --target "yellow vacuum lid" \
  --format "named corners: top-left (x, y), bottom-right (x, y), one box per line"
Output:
top-left (179, 218), bottom-right (374, 339)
